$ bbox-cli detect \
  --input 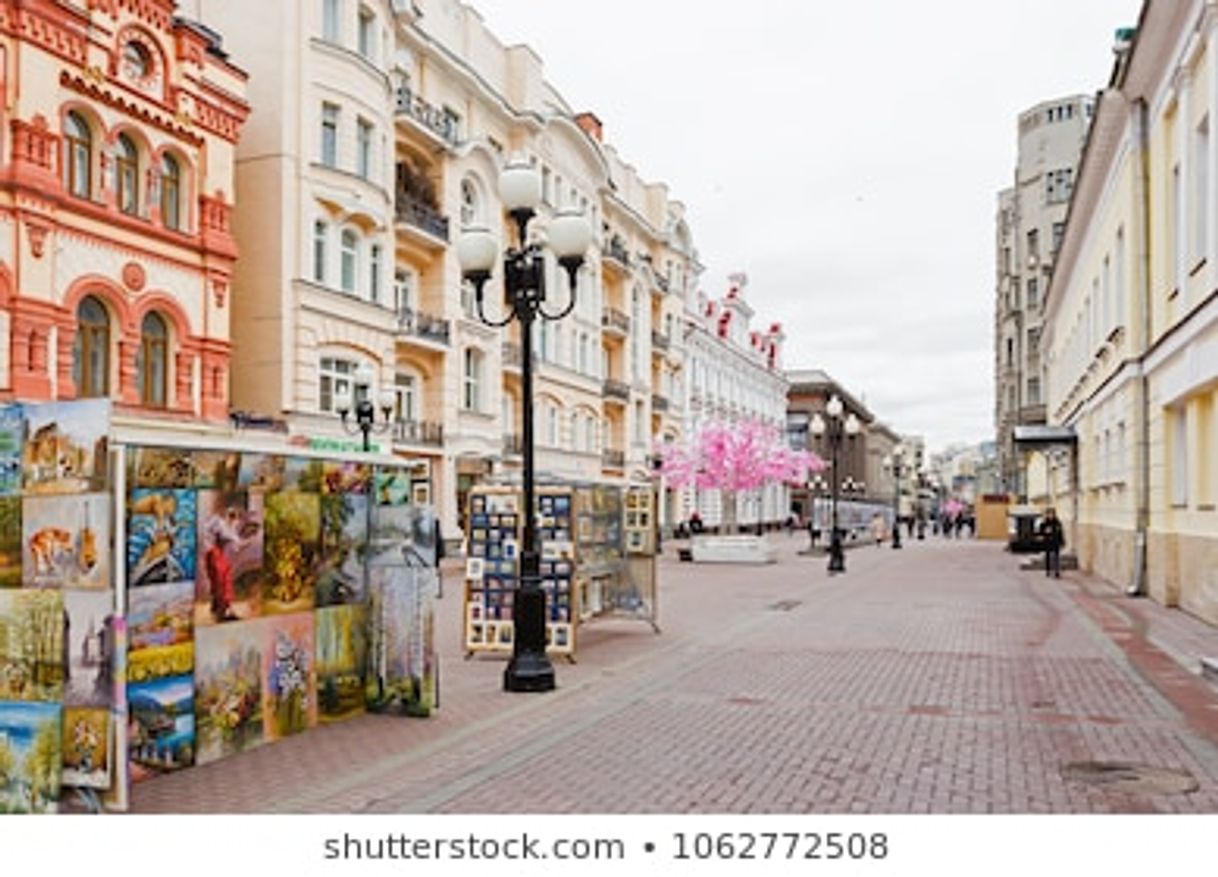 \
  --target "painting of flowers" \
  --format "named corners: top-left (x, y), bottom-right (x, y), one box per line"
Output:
top-left (194, 620), bottom-right (264, 766)
top-left (61, 706), bottom-right (110, 789)
top-left (263, 613), bottom-right (315, 741)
